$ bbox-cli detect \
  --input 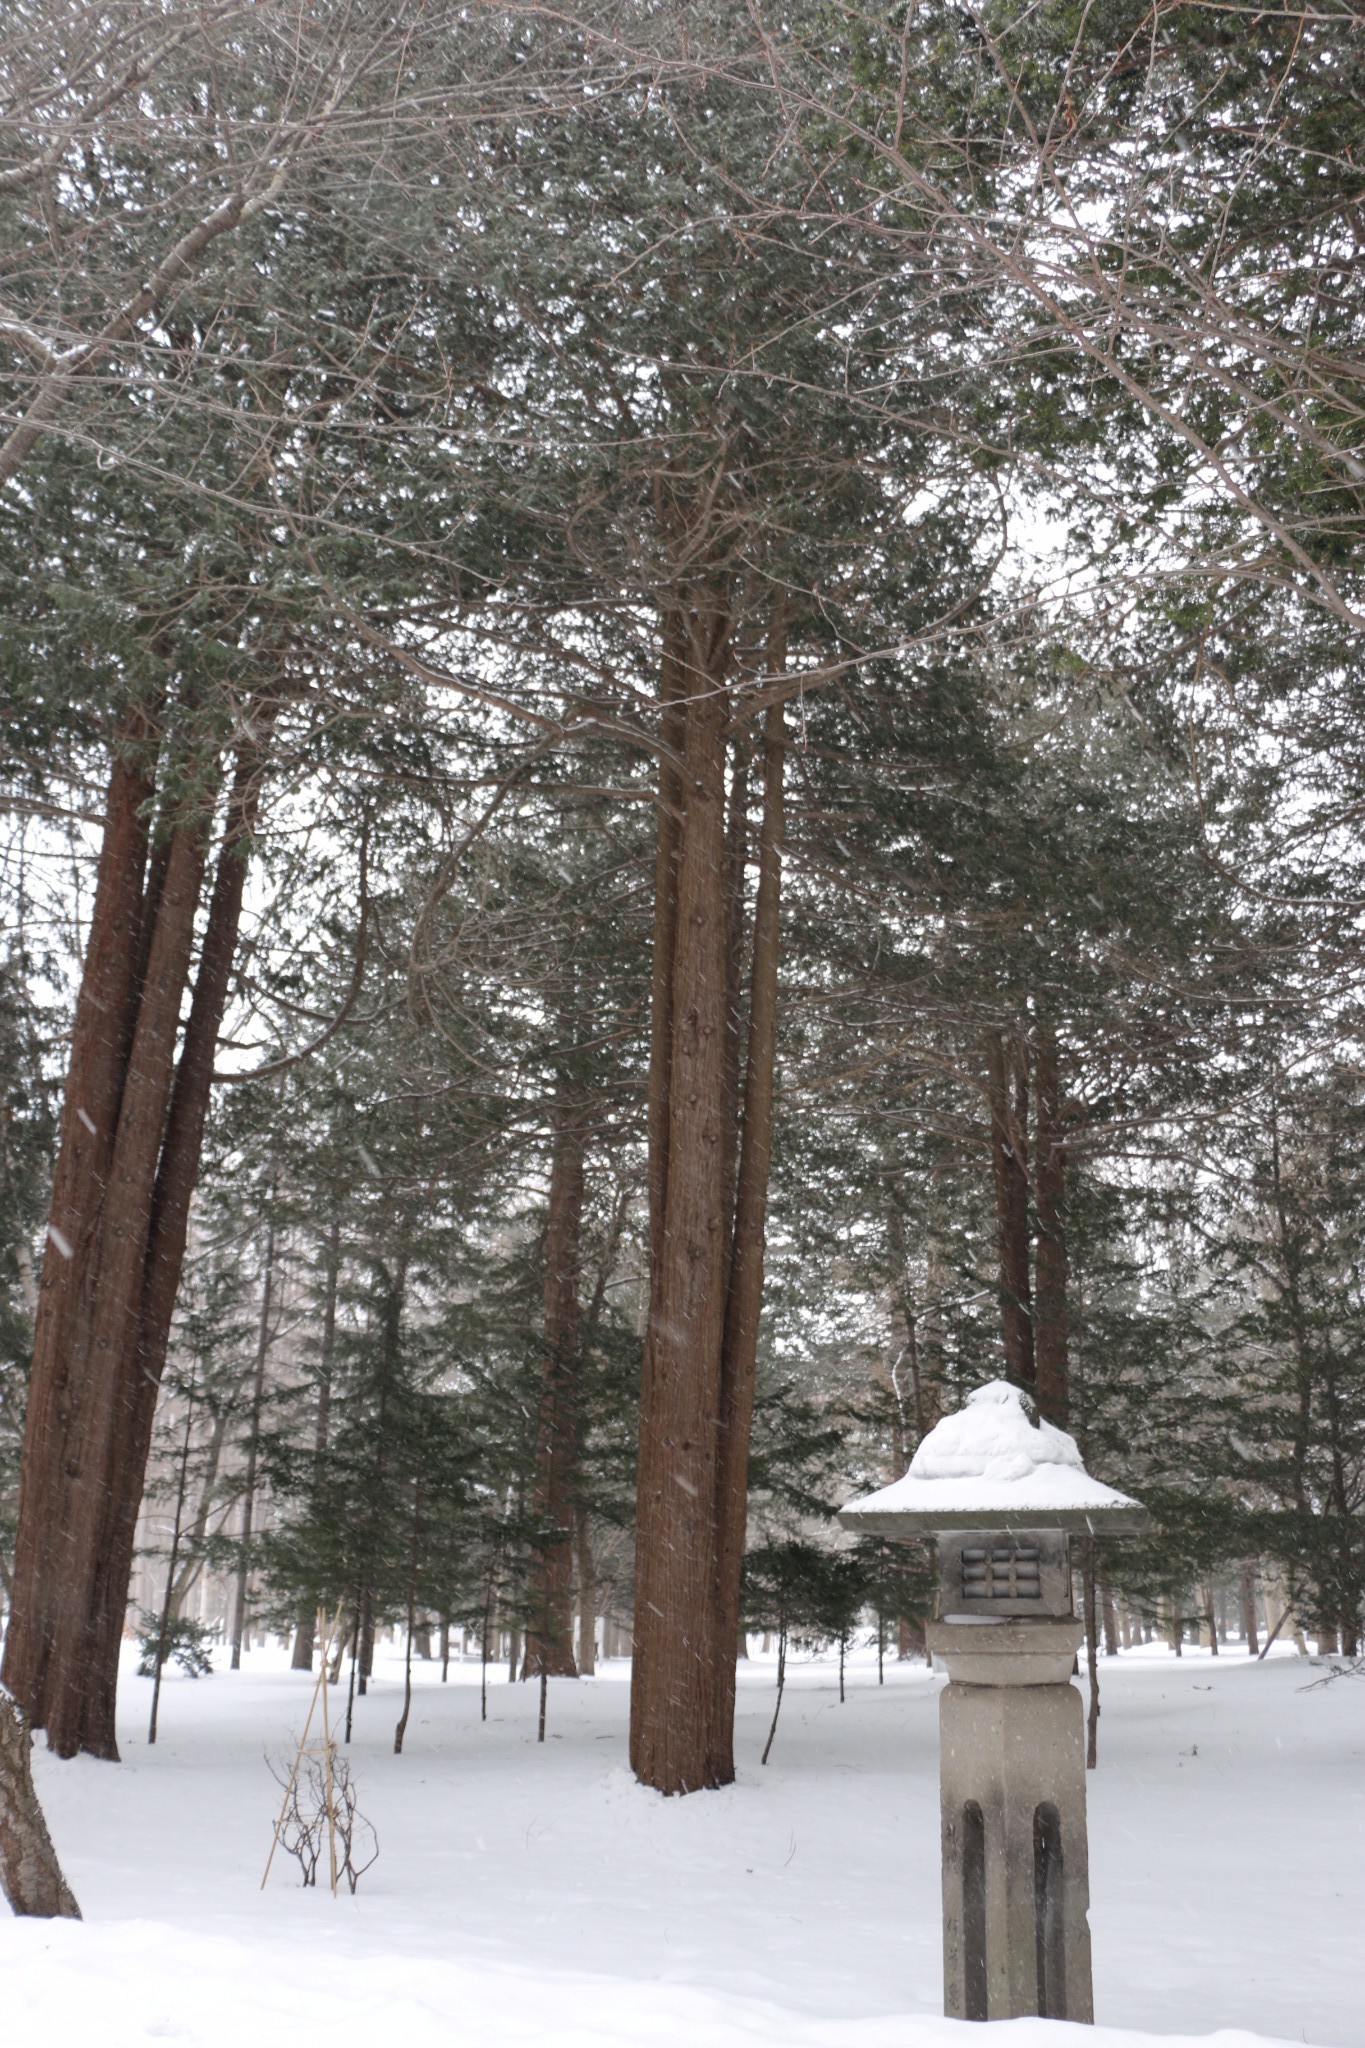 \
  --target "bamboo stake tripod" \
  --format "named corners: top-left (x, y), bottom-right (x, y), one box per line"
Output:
top-left (261, 1599), bottom-right (346, 1895)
